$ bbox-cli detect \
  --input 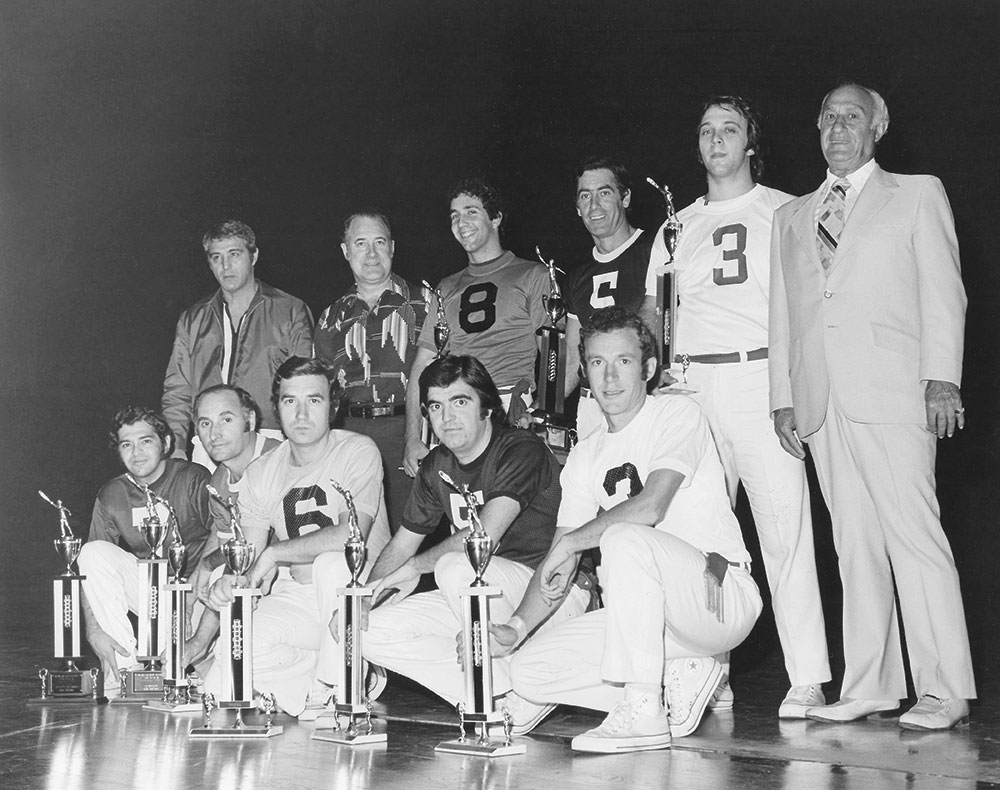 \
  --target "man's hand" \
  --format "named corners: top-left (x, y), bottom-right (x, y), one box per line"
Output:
top-left (247, 547), bottom-right (278, 591)
top-left (488, 622), bottom-right (521, 658)
top-left (206, 574), bottom-right (240, 611)
top-left (538, 538), bottom-right (577, 605)
top-left (87, 628), bottom-right (129, 684)
top-left (925, 380), bottom-right (965, 438)
top-left (329, 596), bottom-right (373, 639)
top-left (371, 562), bottom-right (421, 608)
top-left (772, 407), bottom-right (806, 459)
top-left (188, 561), bottom-right (214, 606)
top-left (402, 438), bottom-right (430, 478)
